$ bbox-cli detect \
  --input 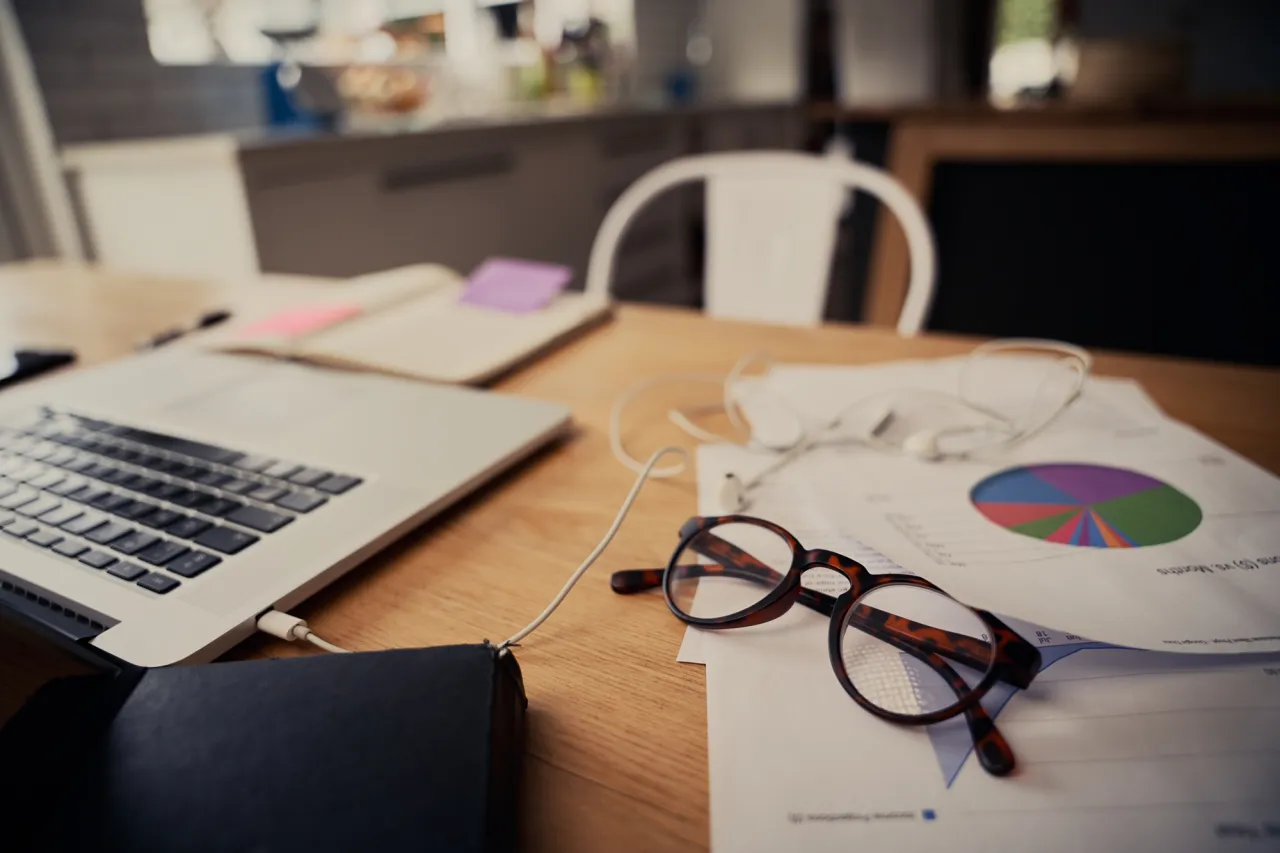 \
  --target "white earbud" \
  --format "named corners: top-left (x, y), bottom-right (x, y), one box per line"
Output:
top-left (720, 473), bottom-right (748, 512)
top-left (902, 429), bottom-right (943, 461)
top-left (610, 340), bottom-right (1092, 495)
